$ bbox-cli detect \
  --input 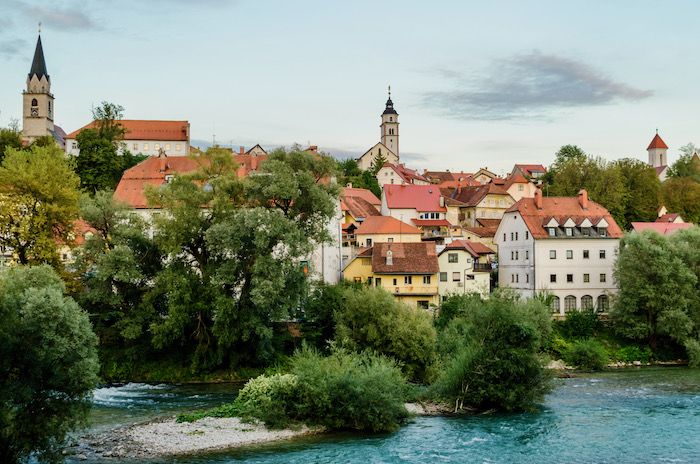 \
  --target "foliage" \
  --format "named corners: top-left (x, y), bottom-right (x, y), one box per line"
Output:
top-left (668, 144), bottom-right (700, 182)
top-left (554, 308), bottom-right (602, 340)
top-left (334, 285), bottom-right (438, 382)
top-left (615, 345), bottom-right (653, 364)
top-left (0, 120), bottom-right (23, 163)
top-left (299, 281), bottom-right (351, 350)
top-left (435, 293), bottom-right (480, 330)
top-left (563, 339), bottom-right (610, 370)
top-left (74, 101), bottom-right (145, 193)
top-left (435, 294), bottom-right (552, 412)
top-left (336, 158), bottom-right (381, 198)
top-left (0, 265), bottom-right (99, 464)
top-left (685, 339), bottom-right (700, 367)
top-left (0, 144), bottom-right (81, 266)
top-left (661, 176), bottom-right (700, 224)
top-left (229, 373), bottom-right (300, 428)
top-left (611, 158), bottom-right (662, 230)
top-left (612, 229), bottom-right (700, 352)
